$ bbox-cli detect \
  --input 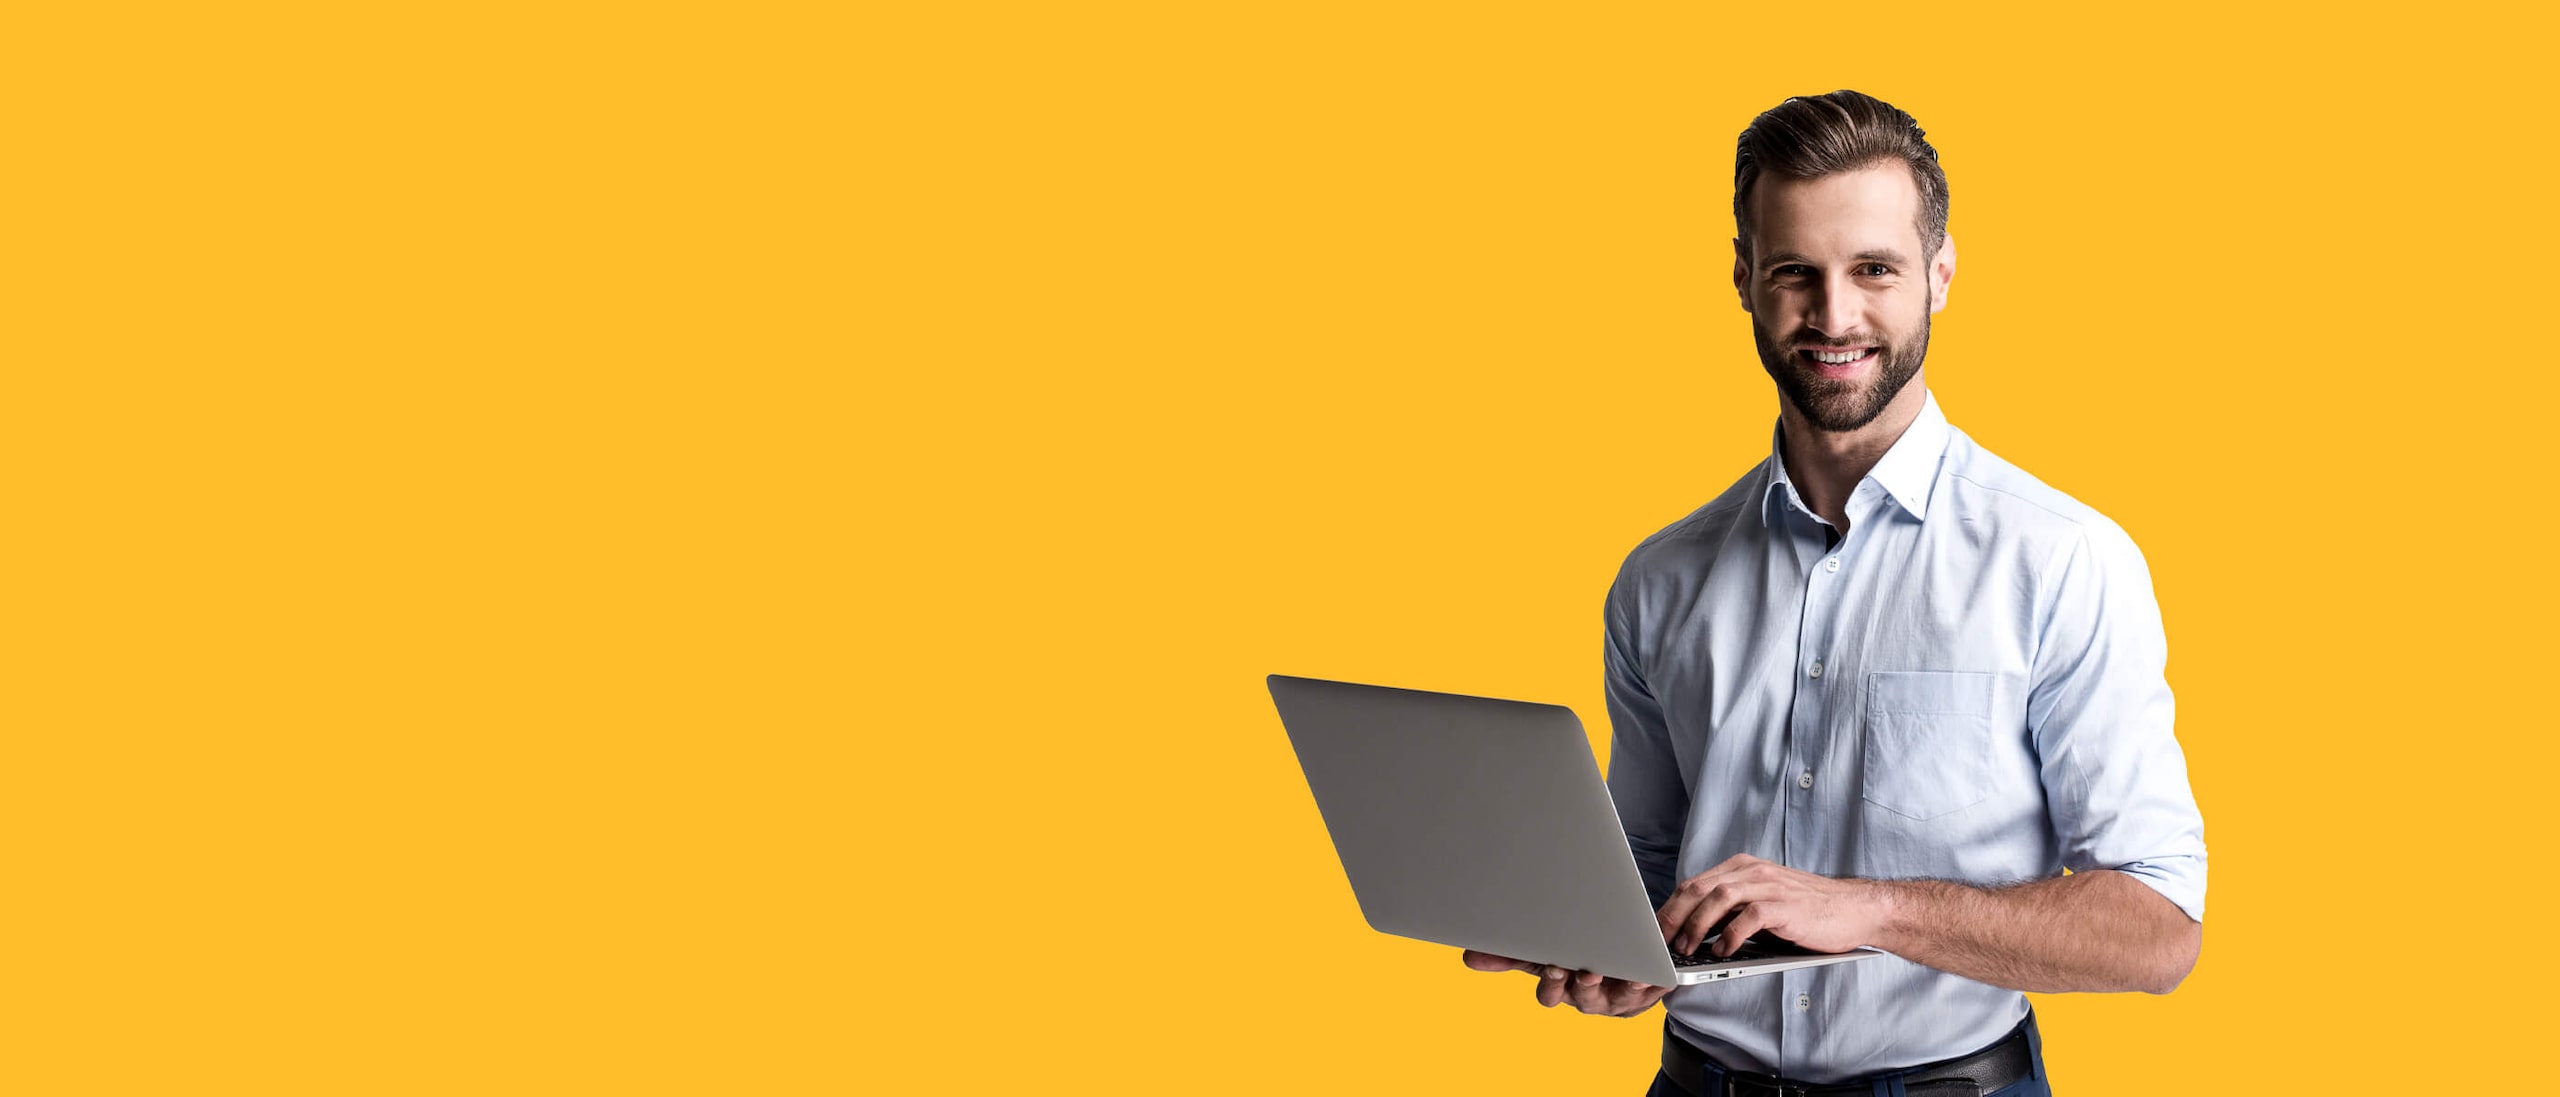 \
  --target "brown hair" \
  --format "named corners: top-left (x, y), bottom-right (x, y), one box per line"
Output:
top-left (1734, 90), bottom-right (1949, 260)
